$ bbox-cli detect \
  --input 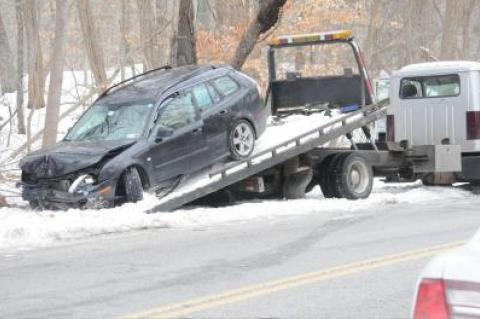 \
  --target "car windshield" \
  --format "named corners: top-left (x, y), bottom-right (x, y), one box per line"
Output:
top-left (65, 101), bottom-right (155, 142)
